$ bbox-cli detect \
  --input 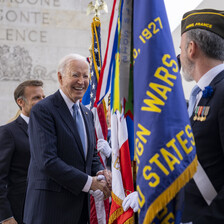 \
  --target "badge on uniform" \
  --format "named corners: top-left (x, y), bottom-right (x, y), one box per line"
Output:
top-left (193, 106), bottom-right (210, 121)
